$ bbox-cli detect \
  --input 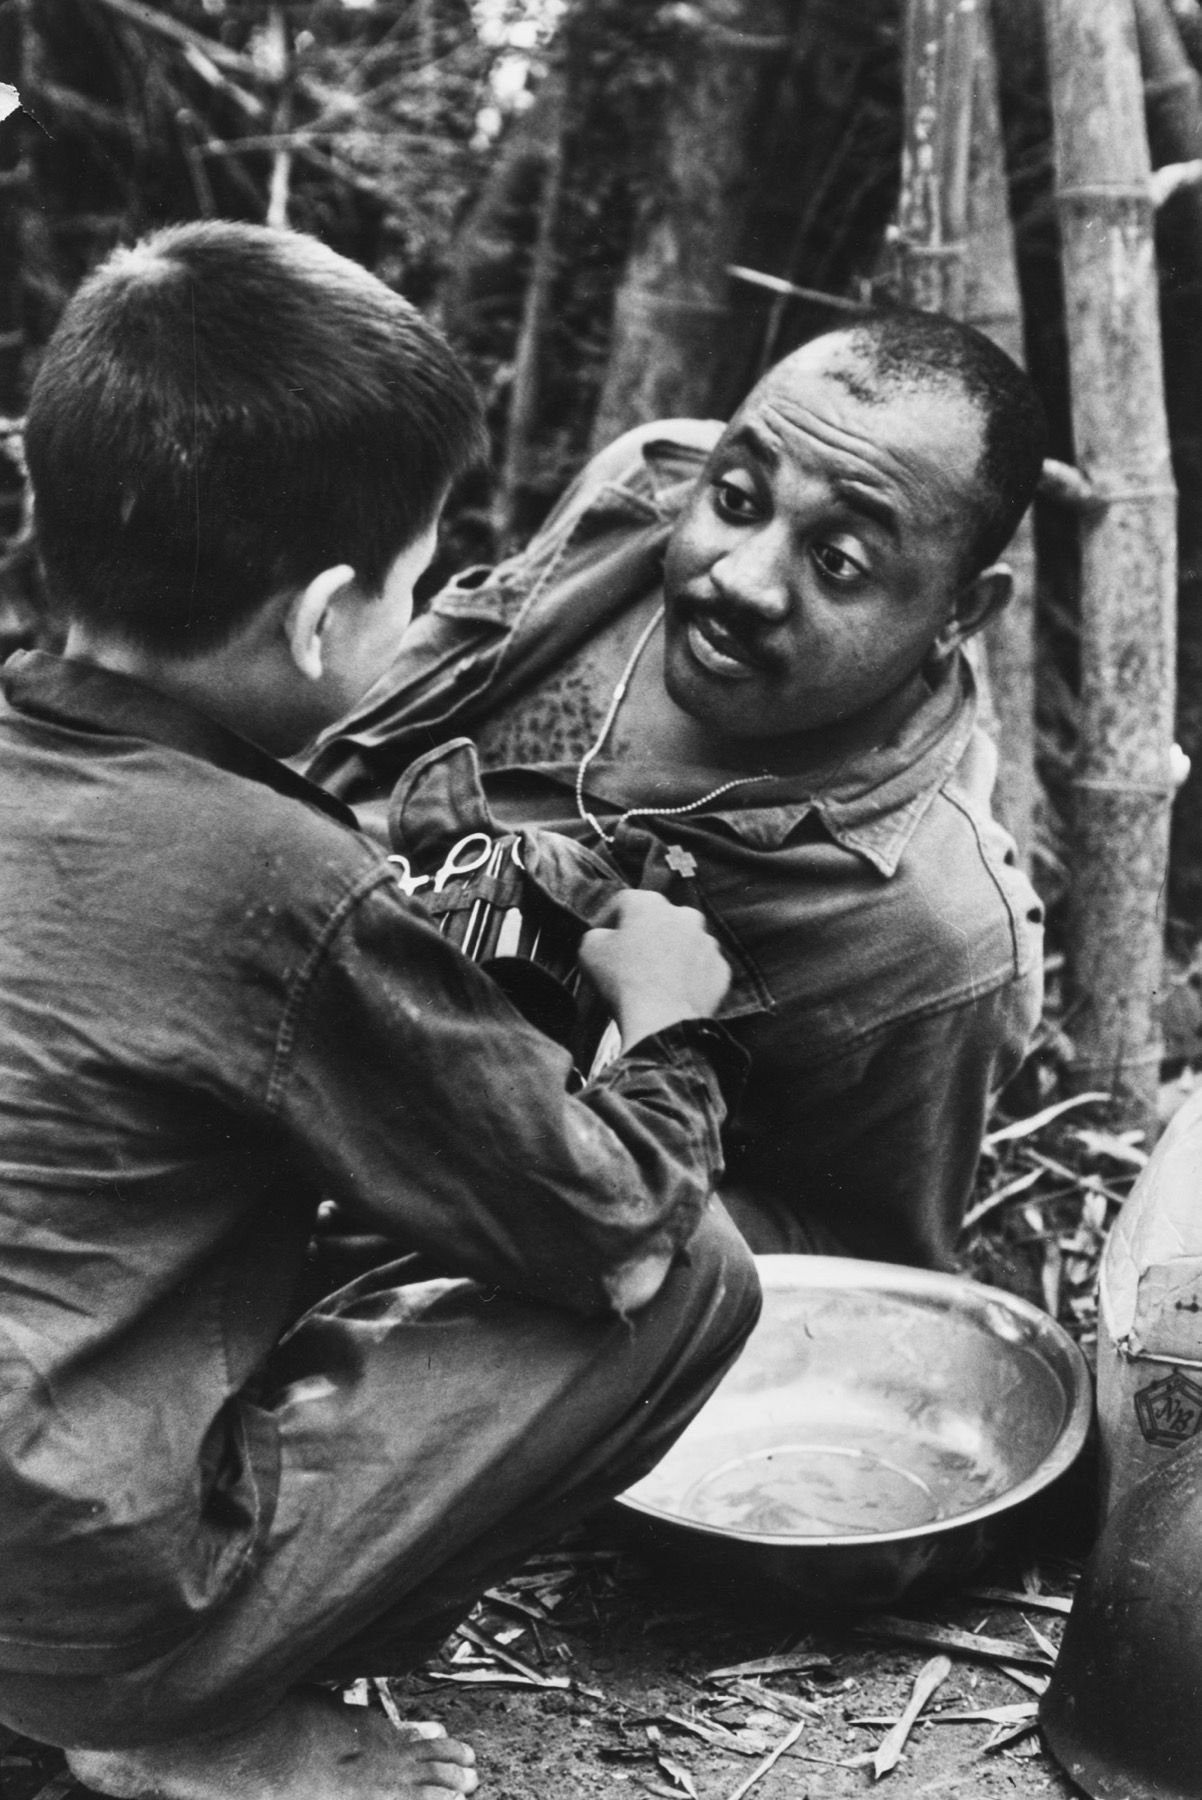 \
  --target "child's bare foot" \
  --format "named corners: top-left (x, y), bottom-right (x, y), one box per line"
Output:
top-left (66, 1688), bottom-right (478, 1800)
